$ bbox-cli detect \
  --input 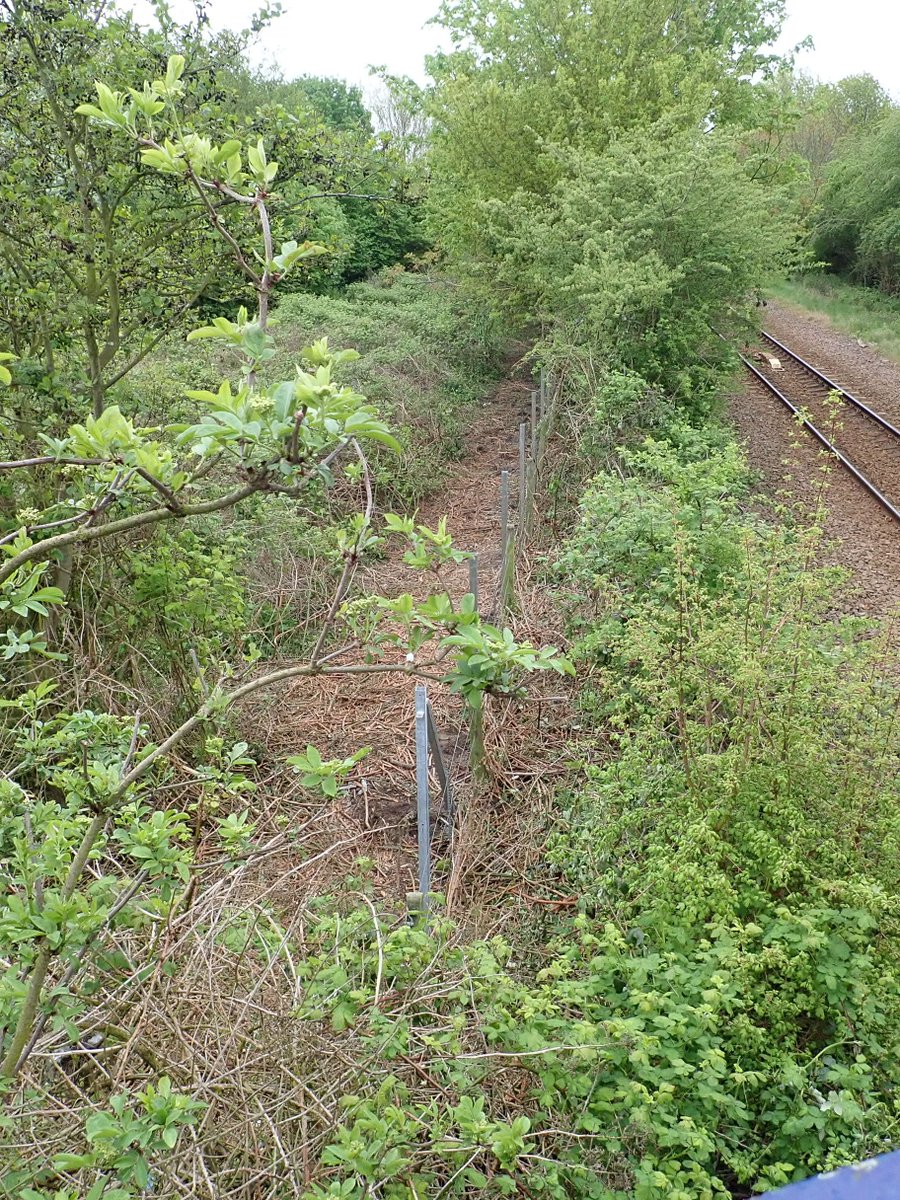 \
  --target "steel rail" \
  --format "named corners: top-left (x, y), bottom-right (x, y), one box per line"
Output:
top-left (739, 352), bottom-right (900, 525)
top-left (760, 330), bottom-right (900, 441)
